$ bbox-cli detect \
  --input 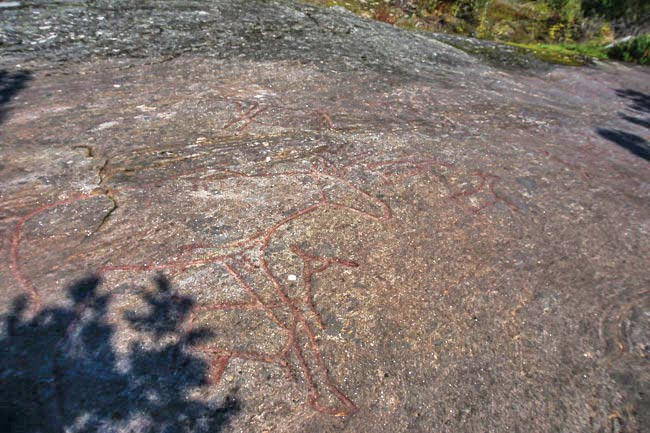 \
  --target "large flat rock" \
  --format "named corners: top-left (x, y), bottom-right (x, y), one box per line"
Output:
top-left (1, 1), bottom-right (649, 432)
